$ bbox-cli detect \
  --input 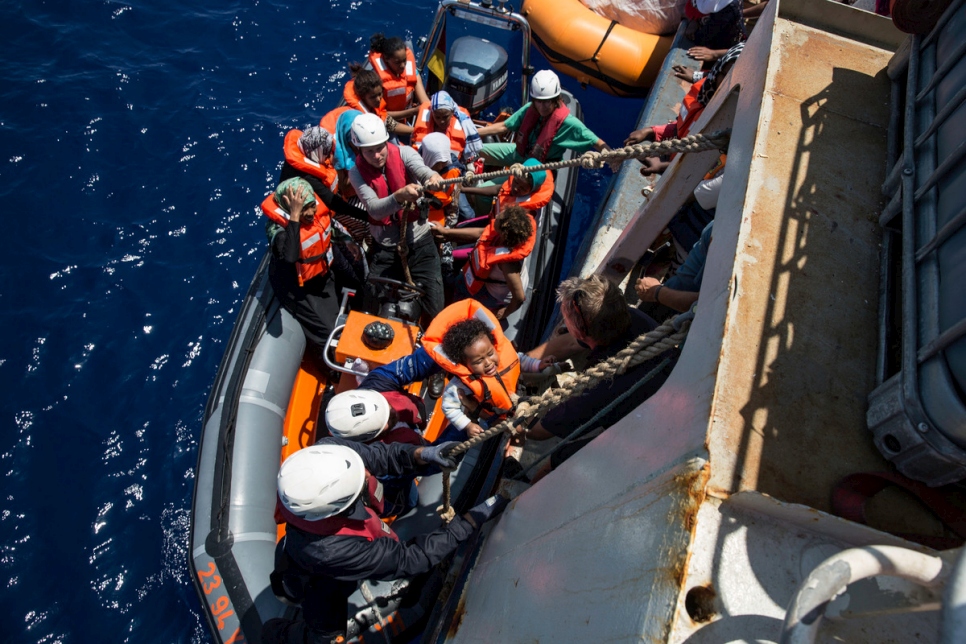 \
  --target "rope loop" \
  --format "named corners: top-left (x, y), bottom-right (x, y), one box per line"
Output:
top-left (579, 150), bottom-right (603, 169)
